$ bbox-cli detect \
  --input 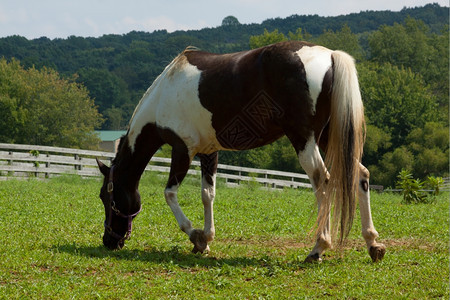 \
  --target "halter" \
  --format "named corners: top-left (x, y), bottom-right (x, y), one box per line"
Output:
top-left (104, 165), bottom-right (142, 245)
